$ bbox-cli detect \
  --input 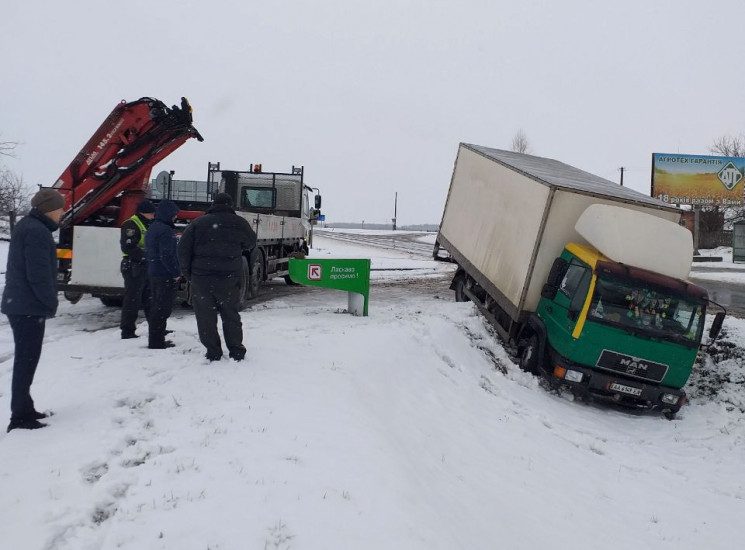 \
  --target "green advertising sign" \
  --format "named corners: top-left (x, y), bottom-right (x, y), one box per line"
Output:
top-left (288, 258), bottom-right (371, 316)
